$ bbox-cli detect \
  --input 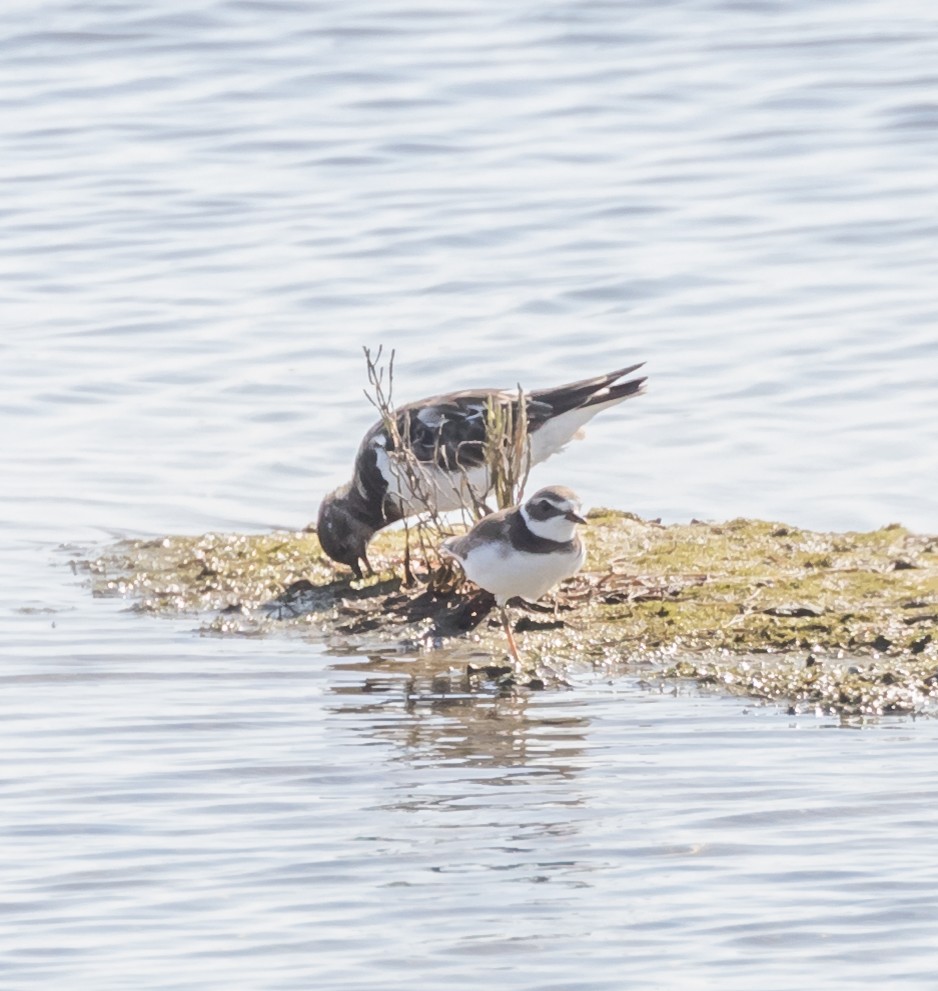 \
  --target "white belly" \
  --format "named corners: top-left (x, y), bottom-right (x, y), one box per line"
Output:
top-left (528, 396), bottom-right (625, 465)
top-left (460, 540), bottom-right (586, 605)
top-left (375, 446), bottom-right (491, 516)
